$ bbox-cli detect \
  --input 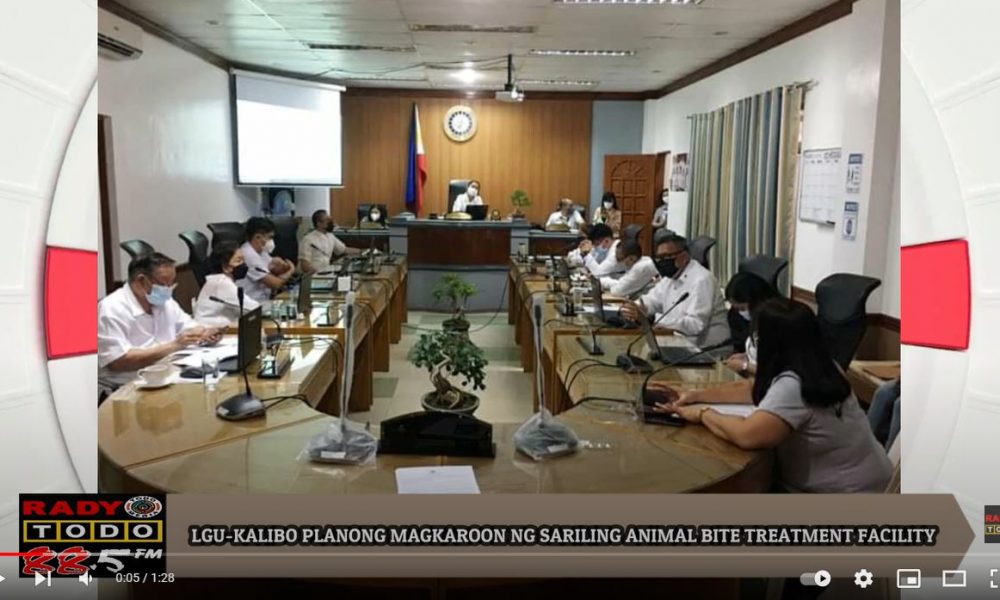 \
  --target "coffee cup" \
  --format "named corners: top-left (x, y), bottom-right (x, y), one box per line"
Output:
top-left (138, 364), bottom-right (173, 387)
